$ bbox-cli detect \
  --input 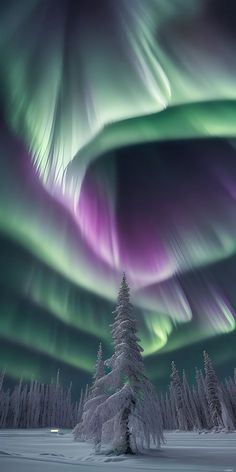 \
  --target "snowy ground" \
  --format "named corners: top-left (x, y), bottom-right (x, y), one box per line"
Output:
top-left (0, 429), bottom-right (236, 472)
